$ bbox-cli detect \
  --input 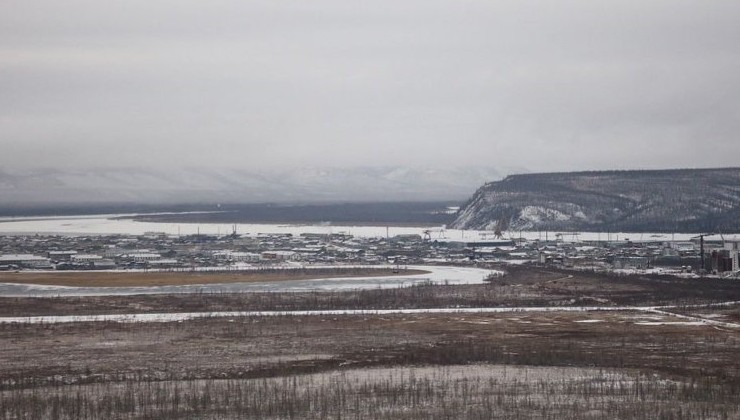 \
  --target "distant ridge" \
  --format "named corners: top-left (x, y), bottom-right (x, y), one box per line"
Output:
top-left (0, 166), bottom-right (504, 206)
top-left (451, 168), bottom-right (740, 233)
